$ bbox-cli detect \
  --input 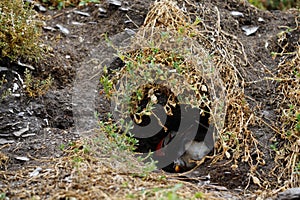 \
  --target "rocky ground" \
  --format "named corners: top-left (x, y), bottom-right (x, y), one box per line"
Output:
top-left (0, 0), bottom-right (299, 199)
